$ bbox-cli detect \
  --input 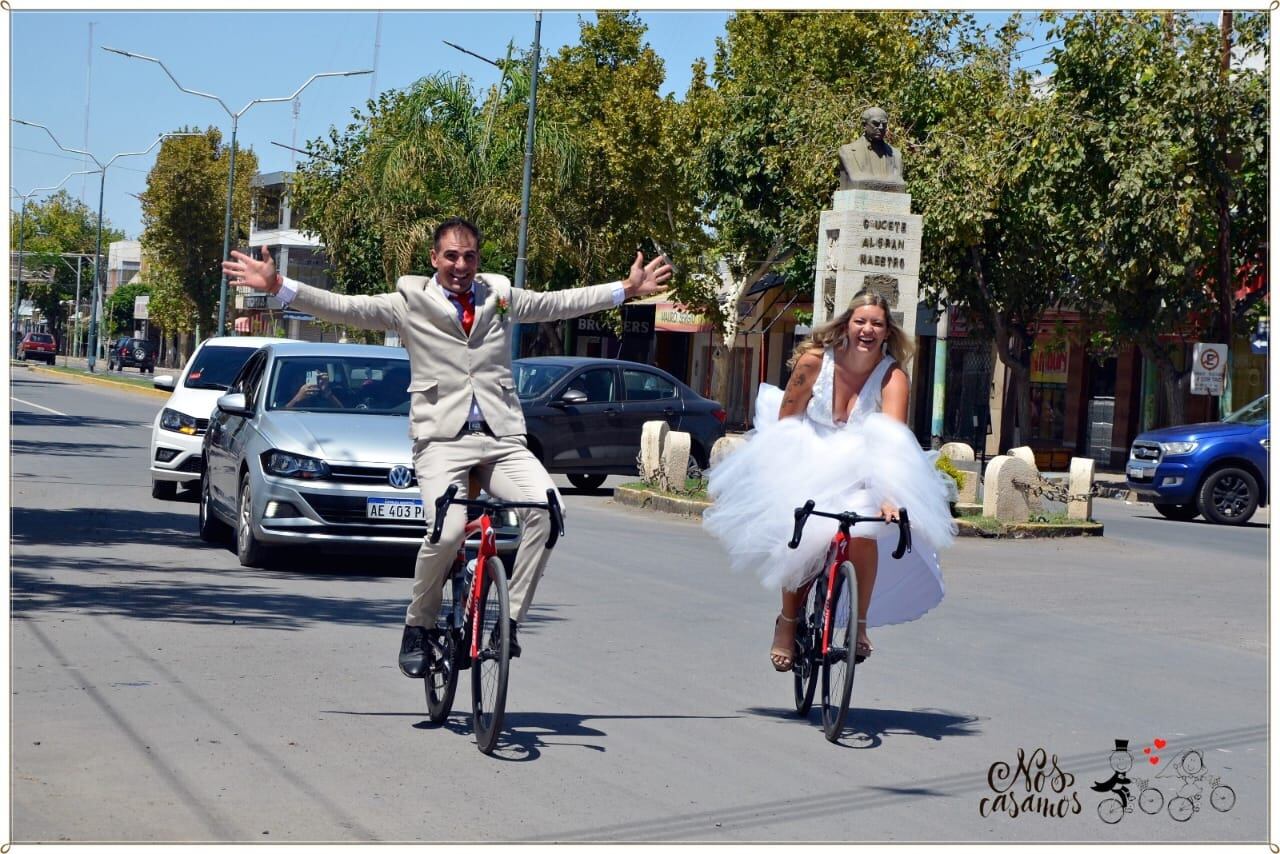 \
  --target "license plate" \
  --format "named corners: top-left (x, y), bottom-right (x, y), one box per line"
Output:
top-left (367, 497), bottom-right (425, 520)
top-left (1126, 465), bottom-right (1145, 479)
